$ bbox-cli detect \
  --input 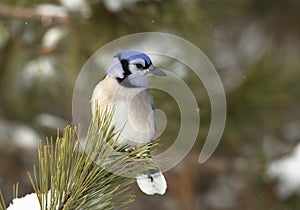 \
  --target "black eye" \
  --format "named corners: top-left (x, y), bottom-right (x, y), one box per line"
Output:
top-left (135, 64), bottom-right (143, 69)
